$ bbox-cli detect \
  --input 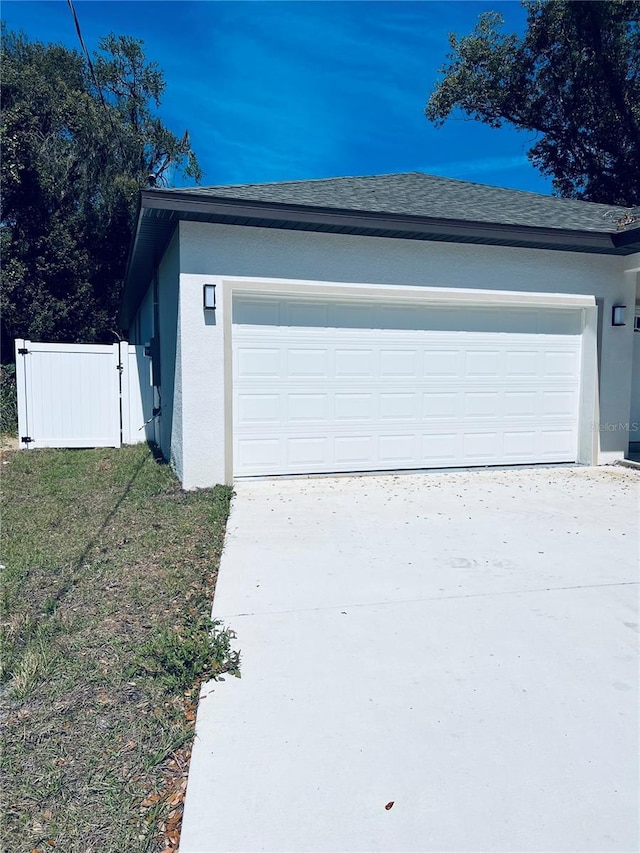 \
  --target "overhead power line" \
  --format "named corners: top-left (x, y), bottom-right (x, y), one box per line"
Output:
top-left (66, 0), bottom-right (127, 162)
